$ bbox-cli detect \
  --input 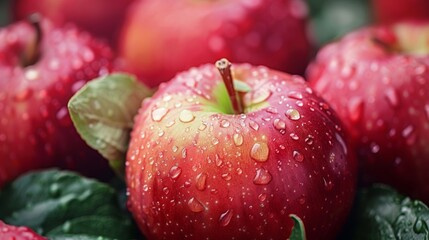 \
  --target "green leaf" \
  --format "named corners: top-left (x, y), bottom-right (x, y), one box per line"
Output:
top-left (342, 184), bottom-right (429, 240)
top-left (289, 214), bottom-right (306, 240)
top-left (68, 73), bottom-right (153, 177)
top-left (0, 169), bottom-right (139, 239)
